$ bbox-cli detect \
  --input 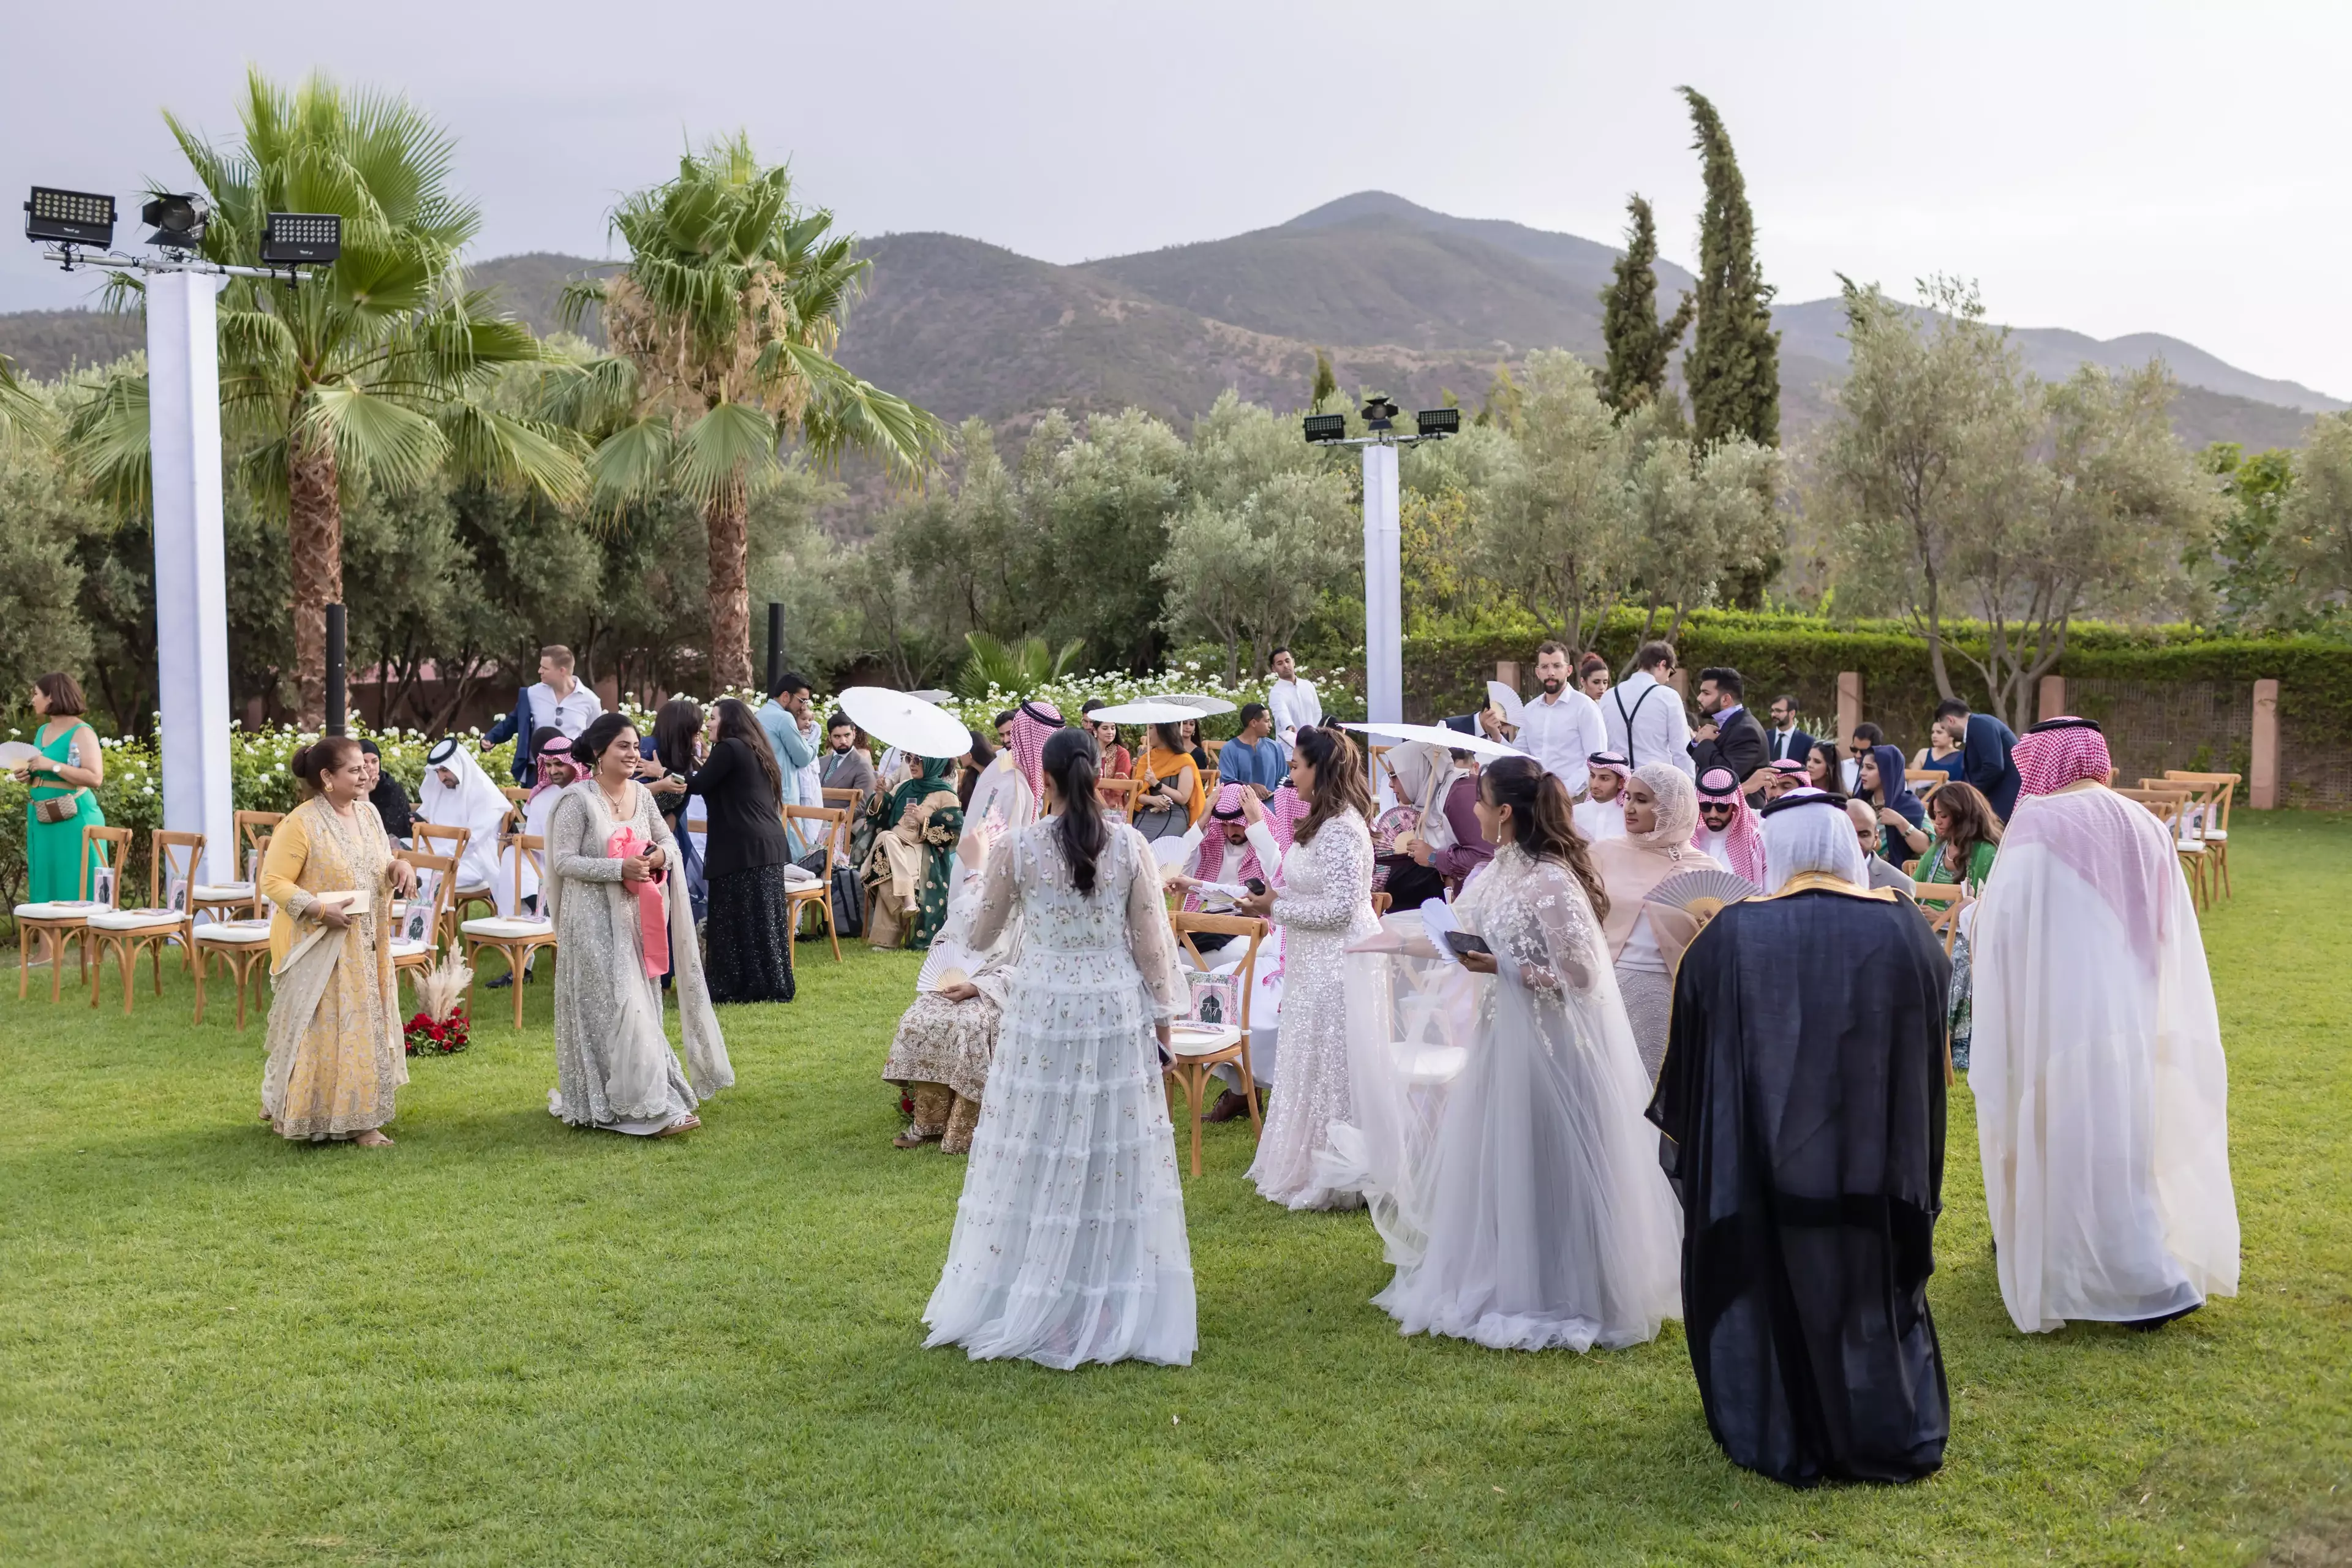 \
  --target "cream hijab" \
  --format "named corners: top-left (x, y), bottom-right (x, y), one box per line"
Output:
top-left (1588, 761), bottom-right (1723, 959)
